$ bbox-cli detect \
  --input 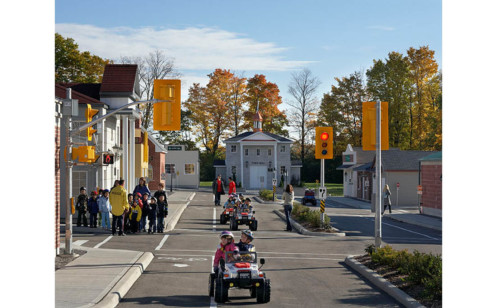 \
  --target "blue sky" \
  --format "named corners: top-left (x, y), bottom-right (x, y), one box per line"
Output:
top-left (55, 0), bottom-right (441, 110)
